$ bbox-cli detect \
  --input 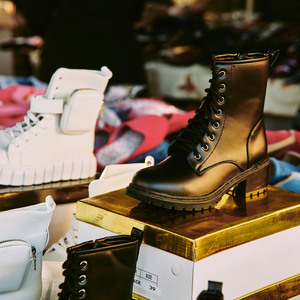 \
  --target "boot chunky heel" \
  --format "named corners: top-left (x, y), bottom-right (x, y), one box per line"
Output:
top-left (229, 162), bottom-right (269, 201)
top-left (126, 51), bottom-right (278, 211)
